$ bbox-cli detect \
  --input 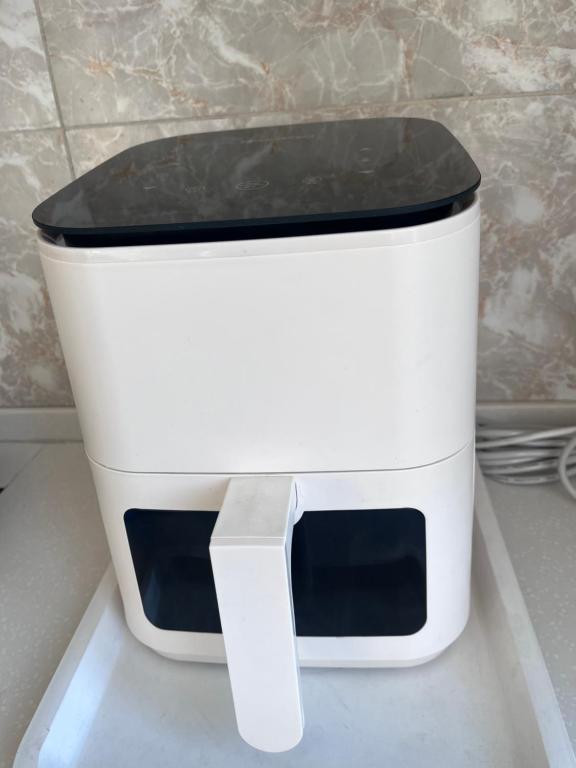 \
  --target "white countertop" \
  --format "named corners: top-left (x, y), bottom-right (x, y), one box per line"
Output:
top-left (0, 443), bottom-right (574, 767)
top-left (486, 478), bottom-right (576, 742)
top-left (0, 444), bottom-right (109, 768)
